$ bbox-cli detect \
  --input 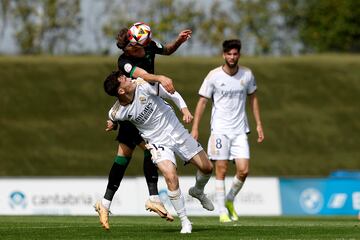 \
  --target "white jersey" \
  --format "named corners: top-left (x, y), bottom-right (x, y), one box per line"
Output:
top-left (108, 80), bottom-right (188, 144)
top-left (198, 66), bottom-right (257, 135)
